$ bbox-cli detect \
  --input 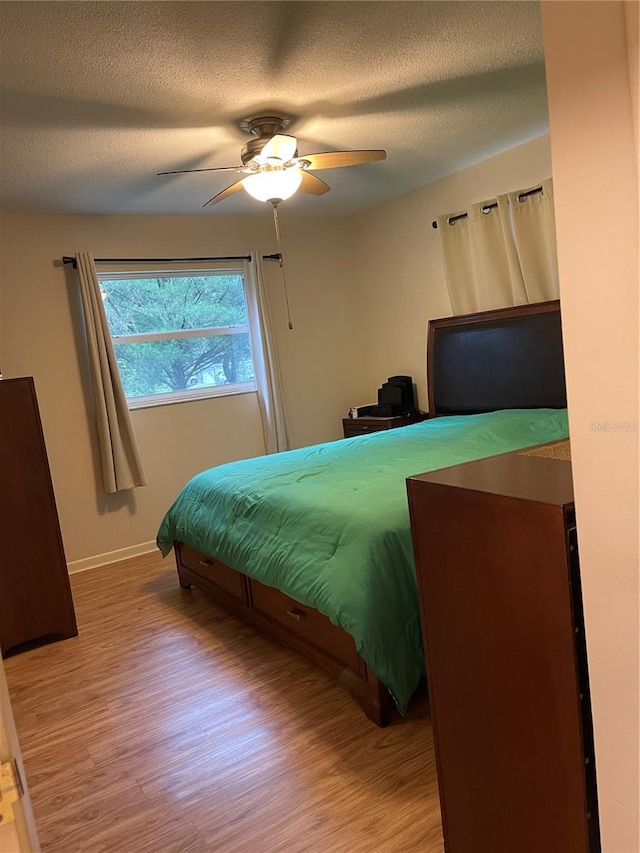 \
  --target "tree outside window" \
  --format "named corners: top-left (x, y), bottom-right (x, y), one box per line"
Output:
top-left (100, 269), bottom-right (256, 406)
